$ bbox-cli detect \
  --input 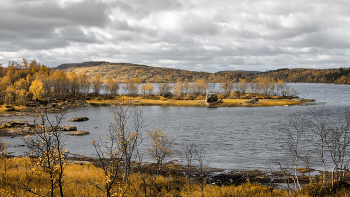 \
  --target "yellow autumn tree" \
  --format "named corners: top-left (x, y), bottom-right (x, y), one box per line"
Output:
top-left (141, 84), bottom-right (147, 95)
top-left (220, 81), bottom-right (234, 95)
top-left (106, 76), bottom-right (119, 96)
top-left (141, 82), bottom-right (154, 96)
top-left (147, 128), bottom-right (173, 171)
top-left (5, 85), bottom-right (16, 104)
top-left (92, 74), bottom-right (103, 95)
top-left (124, 78), bottom-right (141, 96)
top-left (29, 79), bottom-right (44, 100)
top-left (79, 73), bottom-right (91, 97)
top-left (67, 71), bottom-right (80, 96)
top-left (236, 78), bottom-right (247, 93)
top-left (173, 81), bottom-right (183, 99)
